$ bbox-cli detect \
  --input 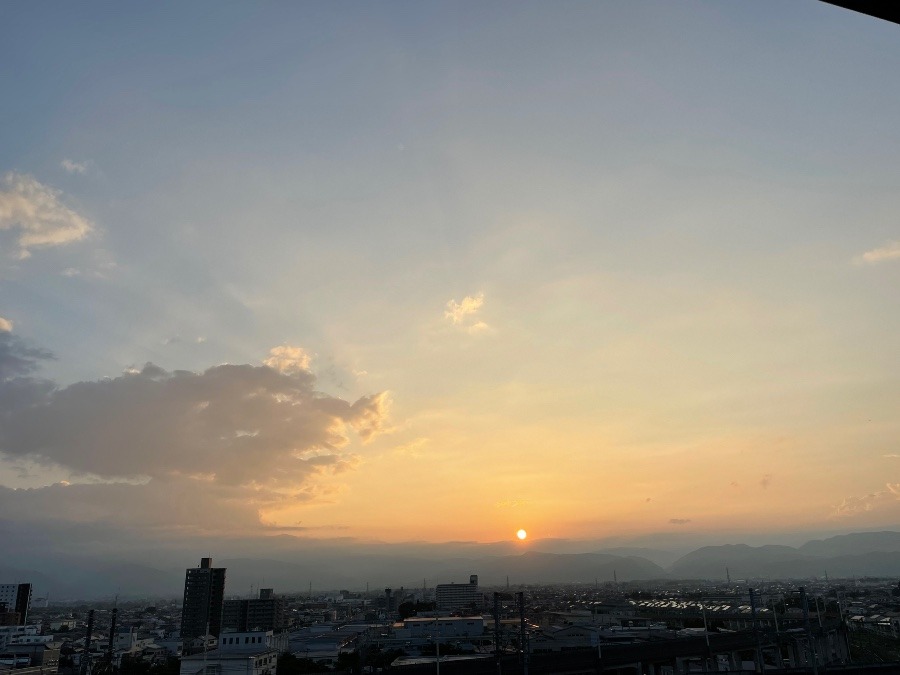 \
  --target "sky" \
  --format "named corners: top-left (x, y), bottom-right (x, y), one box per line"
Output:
top-left (2, 1), bottom-right (900, 560)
